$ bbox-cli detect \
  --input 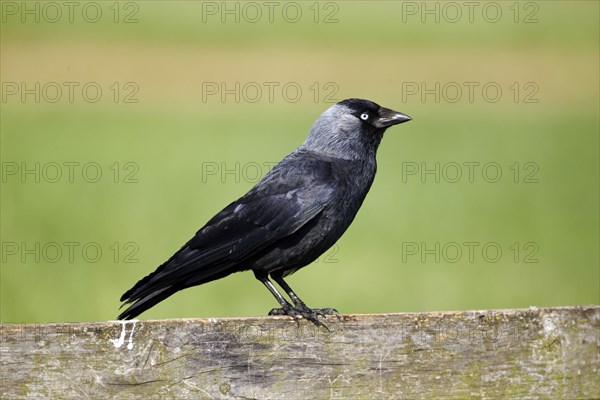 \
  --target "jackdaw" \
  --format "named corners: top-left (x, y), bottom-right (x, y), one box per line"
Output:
top-left (118, 98), bottom-right (412, 326)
